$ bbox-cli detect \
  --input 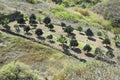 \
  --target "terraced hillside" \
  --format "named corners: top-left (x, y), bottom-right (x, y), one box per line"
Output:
top-left (0, 0), bottom-right (120, 80)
